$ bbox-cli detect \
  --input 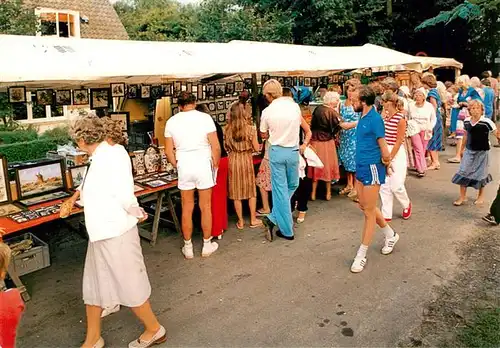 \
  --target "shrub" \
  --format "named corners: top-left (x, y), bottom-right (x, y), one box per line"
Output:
top-left (0, 138), bottom-right (68, 162)
top-left (40, 125), bottom-right (71, 142)
top-left (0, 129), bottom-right (38, 144)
